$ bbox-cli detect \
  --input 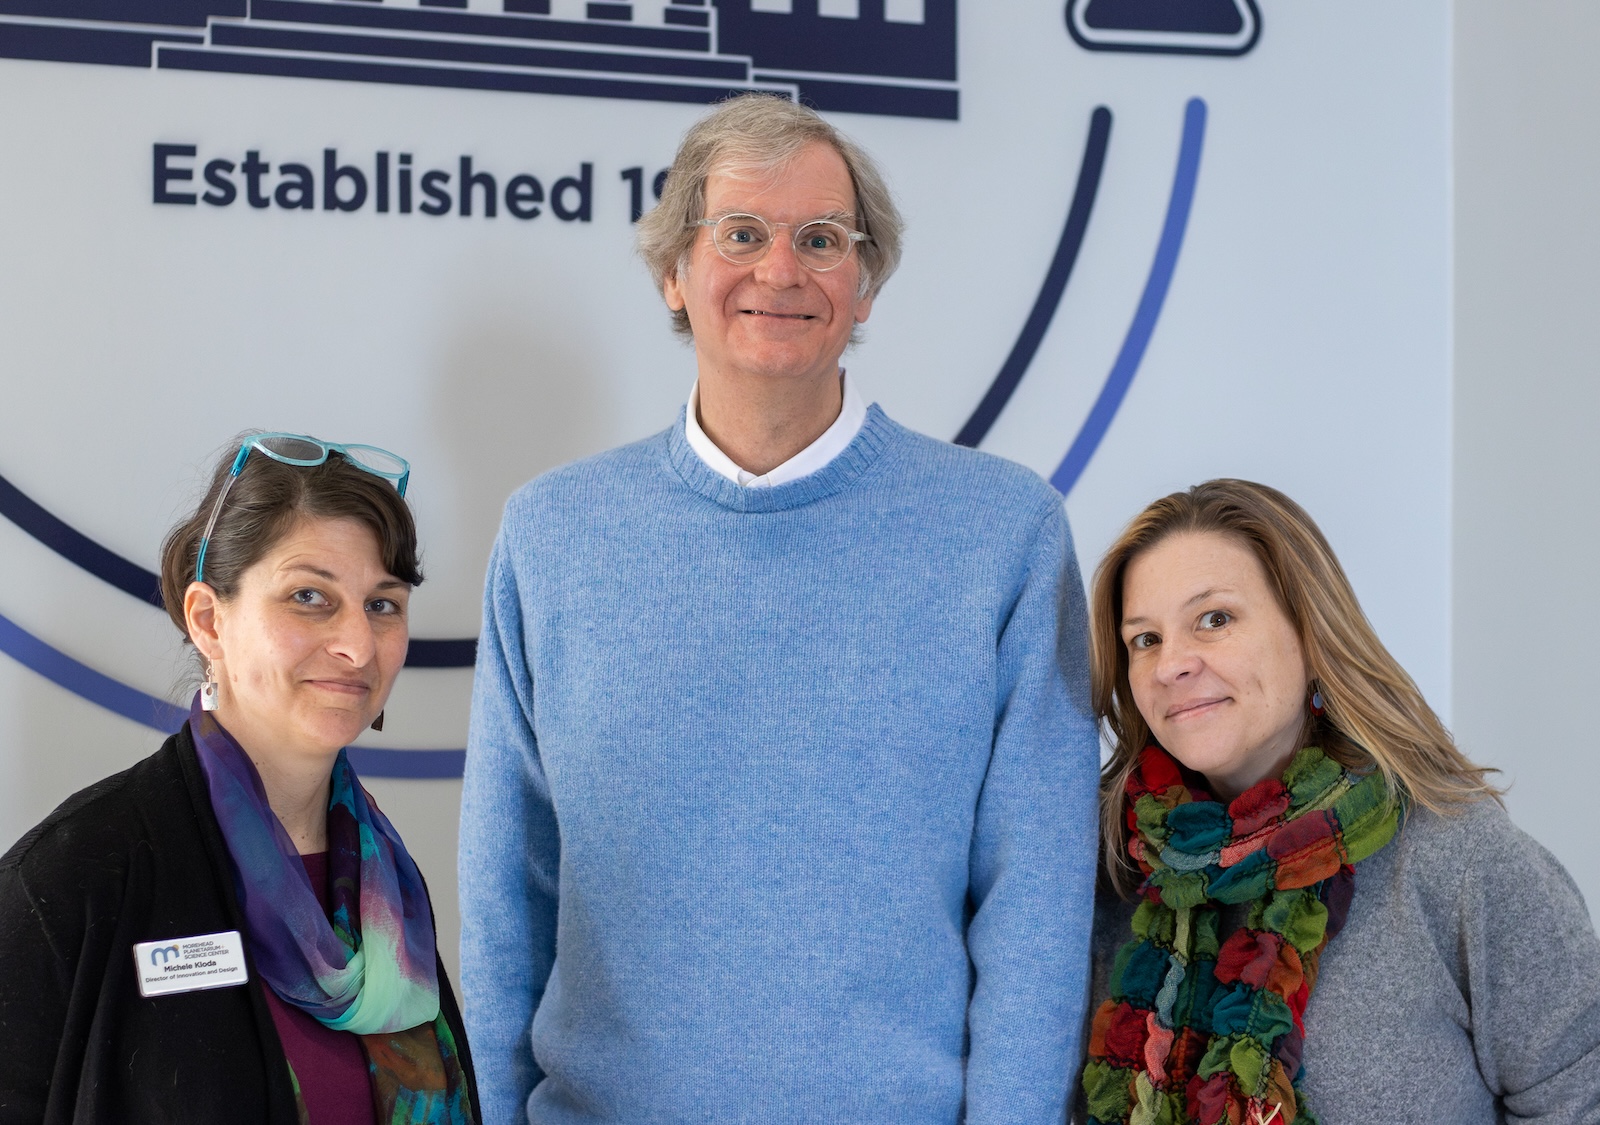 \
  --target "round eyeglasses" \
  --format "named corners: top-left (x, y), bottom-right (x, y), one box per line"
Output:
top-left (194, 433), bottom-right (411, 583)
top-left (693, 213), bottom-right (870, 272)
